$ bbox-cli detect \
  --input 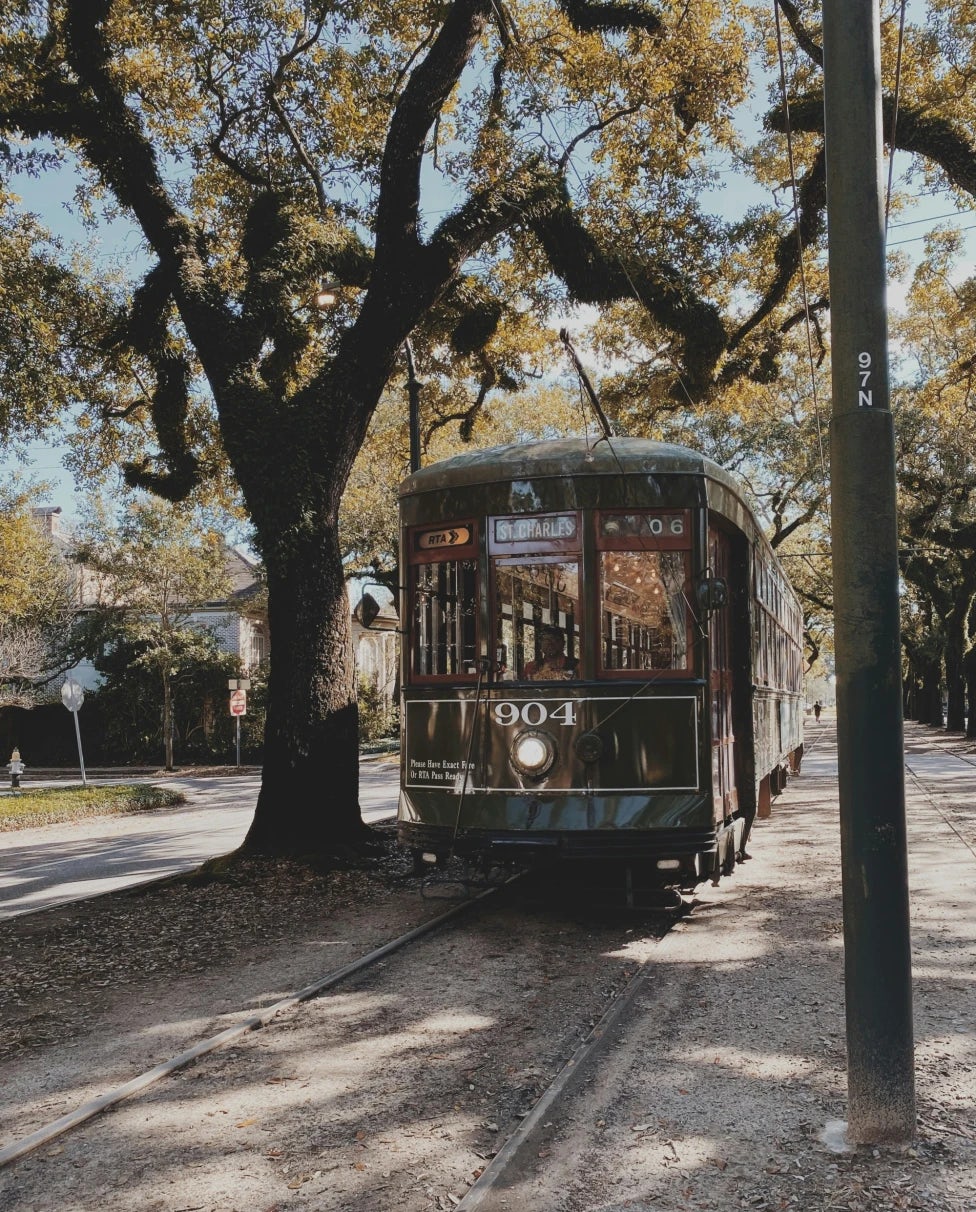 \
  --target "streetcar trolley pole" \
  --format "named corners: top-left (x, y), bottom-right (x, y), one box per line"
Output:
top-left (228, 677), bottom-right (250, 767)
top-left (823, 0), bottom-right (915, 1145)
